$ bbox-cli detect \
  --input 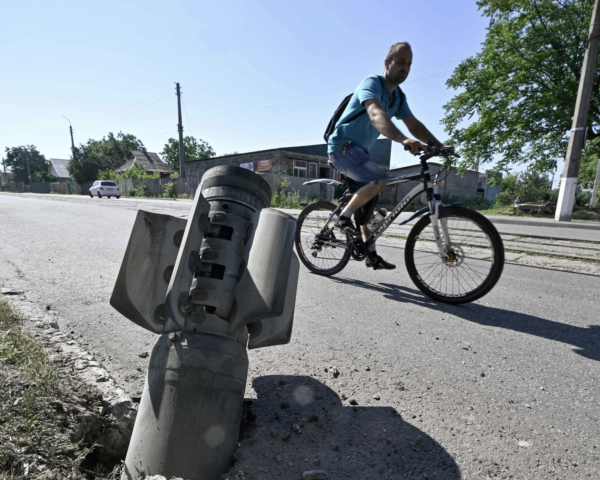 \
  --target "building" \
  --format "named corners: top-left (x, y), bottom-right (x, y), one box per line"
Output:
top-left (115, 150), bottom-right (173, 177)
top-left (478, 170), bottom-right (502, 201)
top-left (48, 158), bottom-right (71, 180)
top-left (185, 138), bottom-right (393, 180)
